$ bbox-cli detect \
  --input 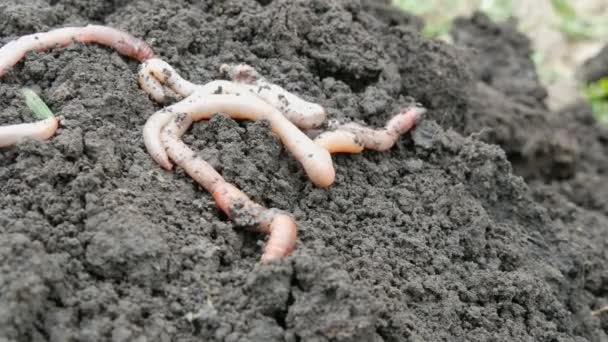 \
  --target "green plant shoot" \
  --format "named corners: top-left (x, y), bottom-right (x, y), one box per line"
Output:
top-left (583, 78), bottom-right (608, 123)
top-left (21, 88), bottom-right (54, 120)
